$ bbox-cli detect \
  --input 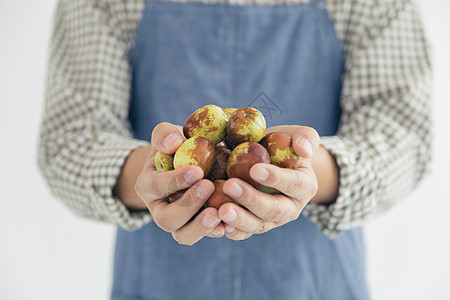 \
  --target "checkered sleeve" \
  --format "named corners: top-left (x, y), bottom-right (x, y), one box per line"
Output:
top-left (304, 0), bottom-right (433, 238)
top-left (37, 0), bottom-right (153, 229)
